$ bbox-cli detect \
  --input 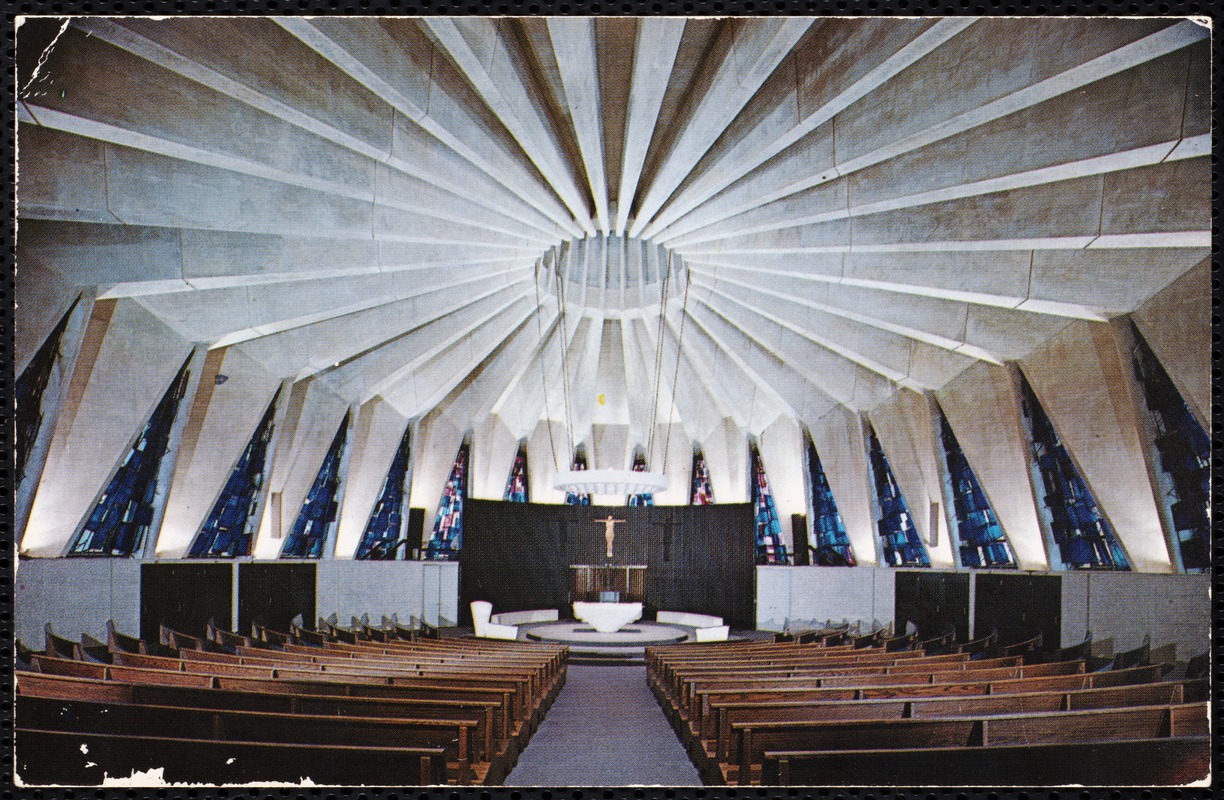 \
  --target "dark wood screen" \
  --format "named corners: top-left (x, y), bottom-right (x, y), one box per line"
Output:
top-left (974, 573), bottom-right (1061, 648)
top-left (460, 500), bottom-right (755, 629)
top-left (140, 563), bottom-right (233, 641)
top-left (237, 562), bottom-right (316, 636)
top-left (894, 570), bottom-right (971, 642)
